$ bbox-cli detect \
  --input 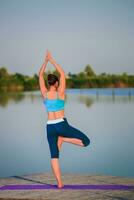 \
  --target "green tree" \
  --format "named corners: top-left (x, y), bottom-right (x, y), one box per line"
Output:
top-left (77, 71), bottom-right (86, 79)
top-left (84, 64), bottom-right (96, 77)
top-left (13, 73), bottom-right (25, 83)
top-left (0, 67), bottom-right (9, 78)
